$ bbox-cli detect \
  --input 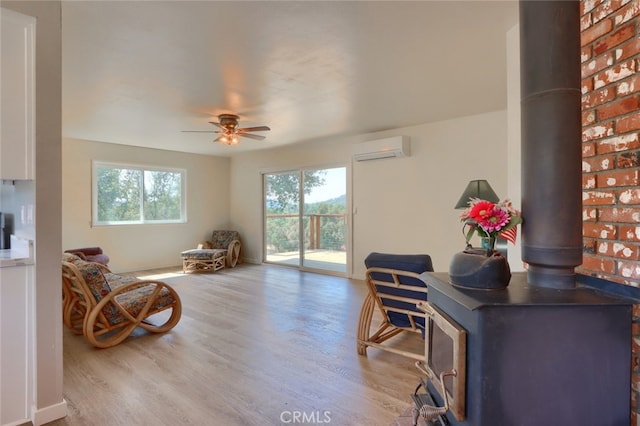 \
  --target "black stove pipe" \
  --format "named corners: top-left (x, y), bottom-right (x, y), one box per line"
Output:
top-left (520, 1), bottom-right (582, 289)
